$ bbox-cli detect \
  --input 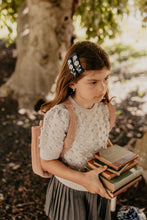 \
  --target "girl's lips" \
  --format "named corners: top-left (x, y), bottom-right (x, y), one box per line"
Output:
top-left (95, 94), bottom-right (104, 99)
